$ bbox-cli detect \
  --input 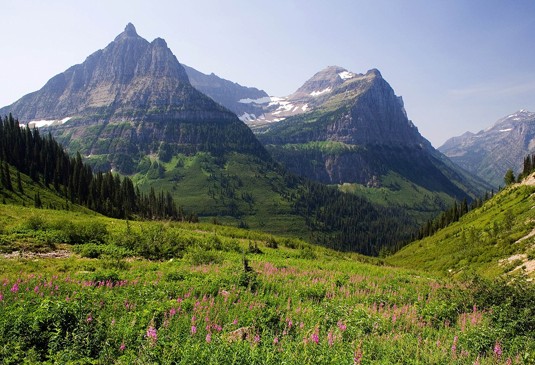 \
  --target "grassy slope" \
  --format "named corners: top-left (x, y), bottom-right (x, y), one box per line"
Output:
top-left (131, 152), bottom-right (310, 238)
top-left (0, 204), bottom-right (533, 364)
top-left (389, 180), bottom-right (535, 279)
top-left (0, 164), bottom-right (90, 213)
top-left (338, 171), bottom-right (454, 223)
